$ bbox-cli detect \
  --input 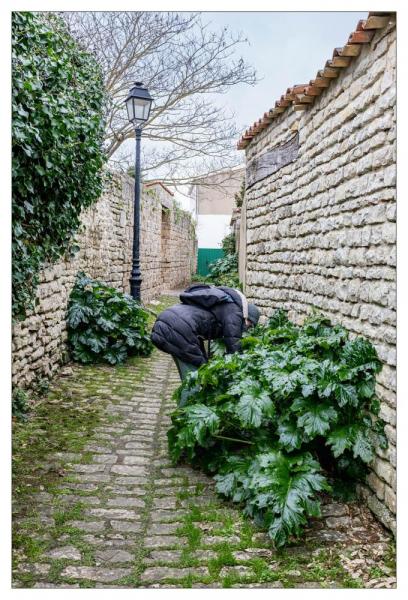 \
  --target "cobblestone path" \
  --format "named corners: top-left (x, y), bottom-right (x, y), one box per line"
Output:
top-left (12, 299), bottom-right (395, 589)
